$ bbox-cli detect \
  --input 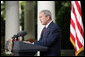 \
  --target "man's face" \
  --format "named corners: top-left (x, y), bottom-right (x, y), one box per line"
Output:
top-left (39, 12), bottom-right (48, 25)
